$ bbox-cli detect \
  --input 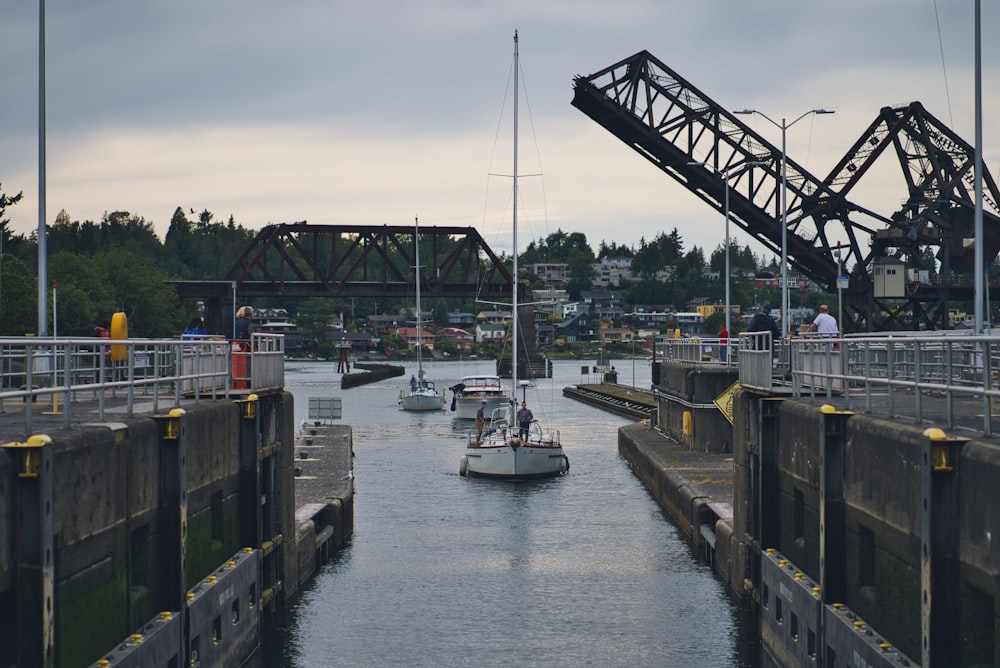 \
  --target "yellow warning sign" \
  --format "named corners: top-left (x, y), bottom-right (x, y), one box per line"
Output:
top-left (714, 380), bottom-right (741, 425)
